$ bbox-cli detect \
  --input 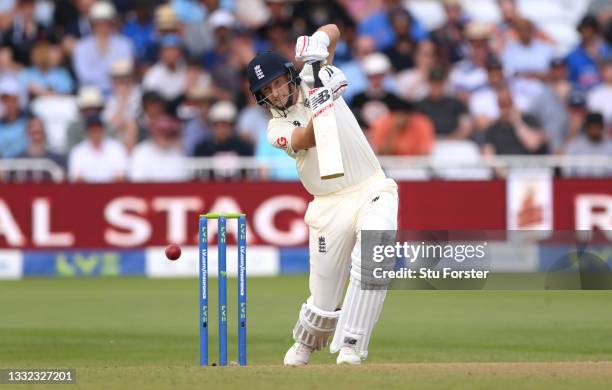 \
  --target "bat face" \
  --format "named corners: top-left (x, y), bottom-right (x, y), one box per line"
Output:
top-left (309, 86), bottom-right (345, 180)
